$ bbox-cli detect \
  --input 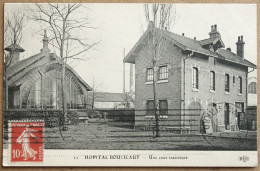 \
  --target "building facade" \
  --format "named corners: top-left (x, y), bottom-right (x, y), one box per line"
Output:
top-left (5, 31), bottom-right (92, 111)
top-left (124, 24), bottom-right (256, 133)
